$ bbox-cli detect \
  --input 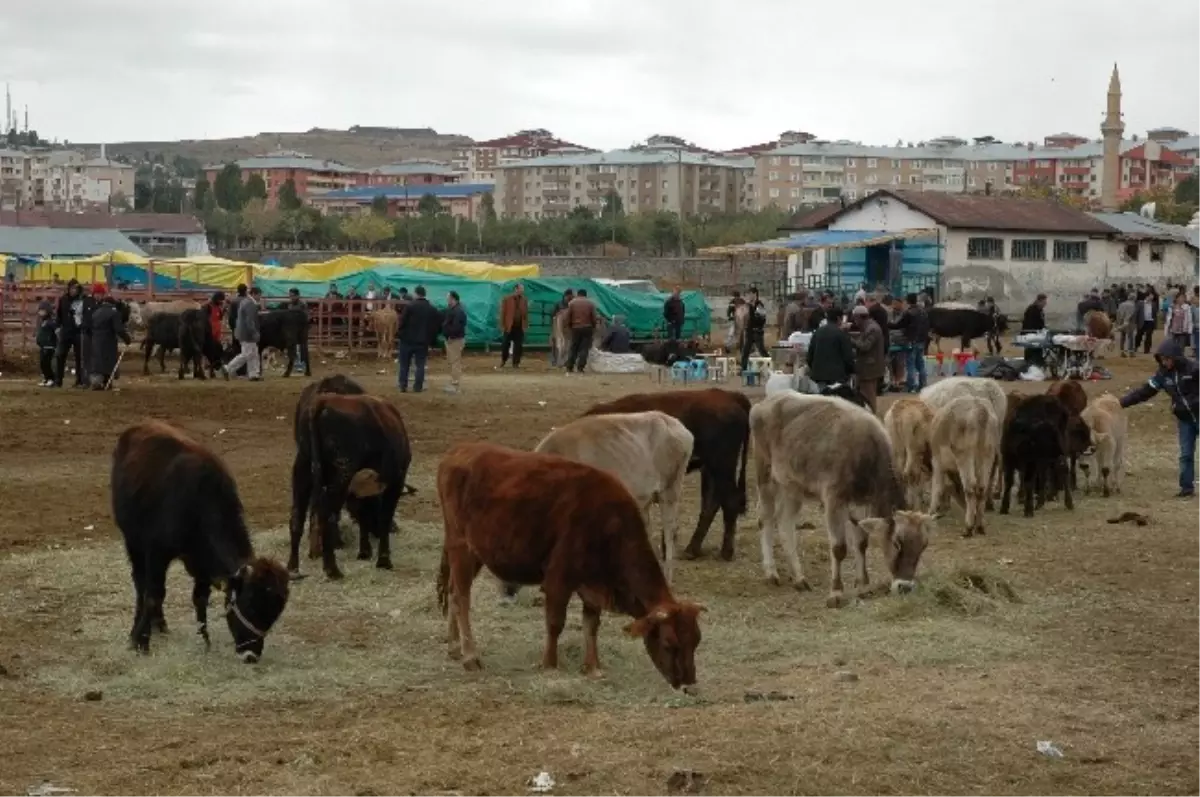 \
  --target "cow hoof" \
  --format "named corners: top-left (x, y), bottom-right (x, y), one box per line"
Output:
top-left (325, 568), bottom-right (345, 581)
top-left (793, 578), bottom-right (812, 592)
top-left (681, 547), bottom-right (703, 560)
top-left (961, 528), bottom-right (974, 539)
top-left (984, 500), bottom-right (995, 513)
top-left (767, 574), bottom-right (781, 587)
top-left (583, 667), bottom-right (605, 680)
top-left (375, 557), bottom-right (393, 571)
top-left (1023, 510), bottom-right (1035, 518)
top-left (356, 550), bottom-right (372, 561)
top-left (462, 657), bottom-right (483, 672)
top-left (719, 547), bottom-right (735, 562)
top-left (826, 592), bottom-right (845, 609)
